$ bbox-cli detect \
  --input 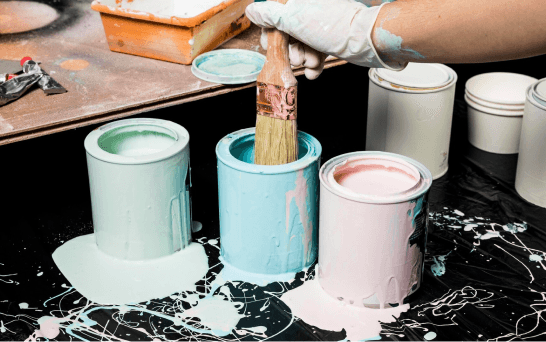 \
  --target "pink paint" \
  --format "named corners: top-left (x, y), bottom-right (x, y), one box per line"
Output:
top-left (280, 277), bottom-right (409, 341)
top-left (25, 316), bottom-right (61, 341)
top-left (256, 82), bottom-right (297, 120)
top-left (286, 169), bottom-right (313, 267)
top-left (333, 158), bottom-right (420, 197)
top-left (319, 152), bottom-right (432, 309)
